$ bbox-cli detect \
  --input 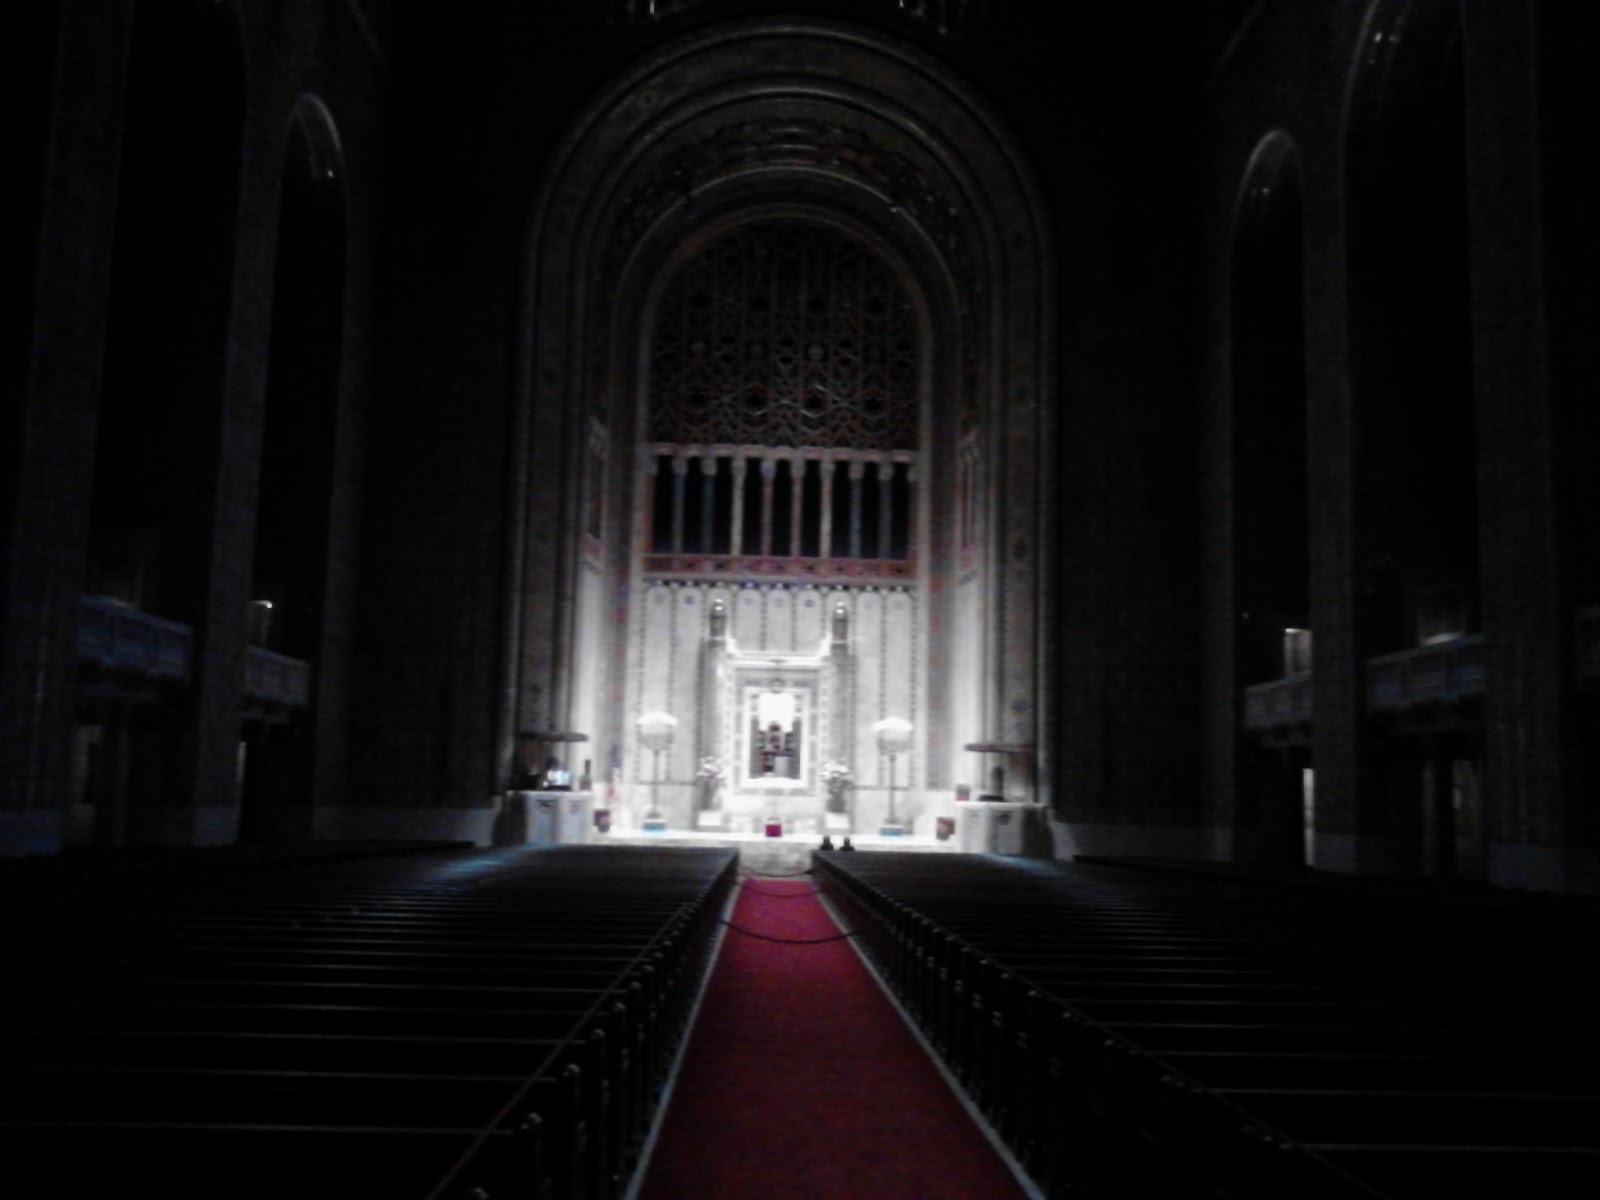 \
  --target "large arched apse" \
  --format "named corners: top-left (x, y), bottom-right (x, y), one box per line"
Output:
top-left (513, 20), bottom-right (1054, 836)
